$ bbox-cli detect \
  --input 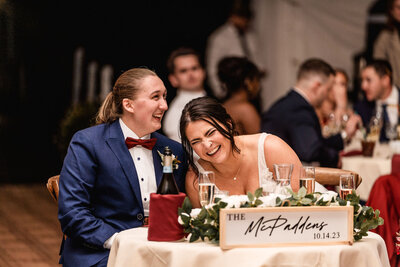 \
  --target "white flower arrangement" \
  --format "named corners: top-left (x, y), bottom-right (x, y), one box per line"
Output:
top-left (178, 187), bottom-right (384, 243)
